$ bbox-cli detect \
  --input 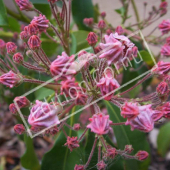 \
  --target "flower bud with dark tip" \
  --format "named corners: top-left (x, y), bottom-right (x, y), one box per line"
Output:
top-left (27, 23), bottom-right (39, 36)
top-left (100, 12), bottom-right (106, 18)
top-left (115, 25), bottom-right (124, 35)
top-left (9, 103), bottom-right (18, 115)
top-left (86, 32), bottom-right (98, 46)
top-left (15, 0), bottom-right (34, 11)
top-left (14, 124), bottom-right (25, 135)
top-left (156, 81), bottom-right (169, 96)
top-left (14, 96), bottom-right (30, 108)
top-left (6, 42), bottom-right (17, 54)
top-left (28, 35), bottom-right (41, 50)
top-left (98, 20), bottom-right (106, 30)
top-left (20, 31), bottom-right (29, 41)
